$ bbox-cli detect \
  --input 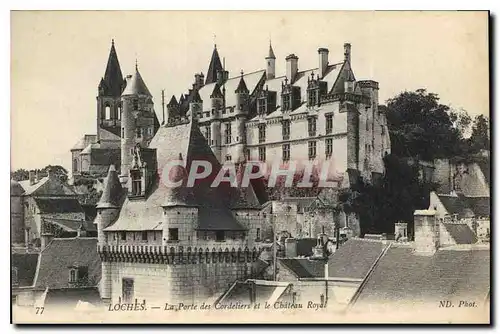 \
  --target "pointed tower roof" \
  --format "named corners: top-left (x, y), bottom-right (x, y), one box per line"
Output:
top-left (97, 165), bottom-right (123, 208)
top-left (266, 41), bottom-right (276, 59)
top-left (99, 39), bottom-right (124, 97)
top-left (121, 64), bottom-right (152, 97)
top-left (167, 95), bottom-right (178, 107)
top-left (235, 71), bottom-right (249, 93)
top-left (210, 83), bottom-right (224, 99)
top-left (205, 45), bottom-right (223, 85)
